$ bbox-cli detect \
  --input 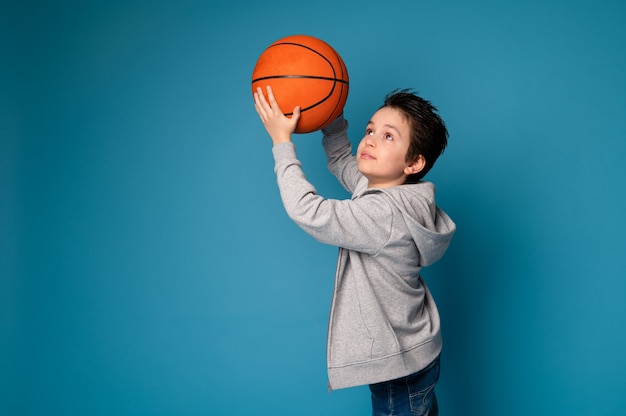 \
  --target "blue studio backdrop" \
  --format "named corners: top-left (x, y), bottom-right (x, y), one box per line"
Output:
top-left (2, 1), bottom-right (626, 415)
